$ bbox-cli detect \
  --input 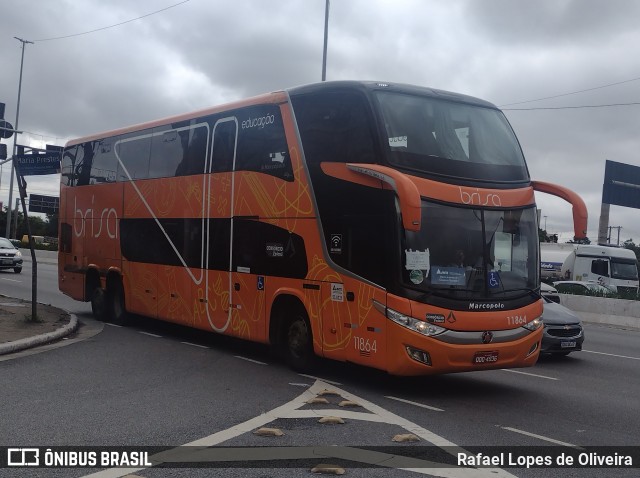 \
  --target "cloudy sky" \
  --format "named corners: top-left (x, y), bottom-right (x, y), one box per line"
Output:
top-left (1, 0), bottom-right (639, 244)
